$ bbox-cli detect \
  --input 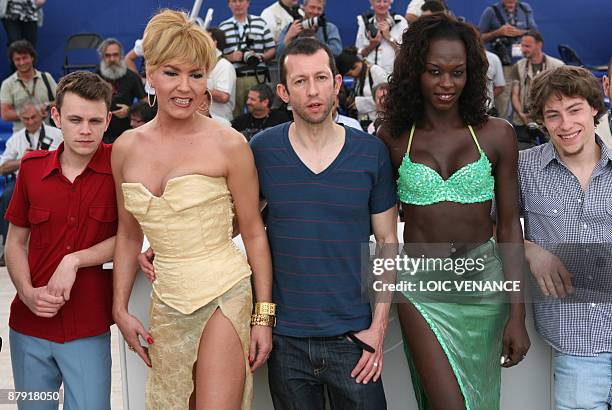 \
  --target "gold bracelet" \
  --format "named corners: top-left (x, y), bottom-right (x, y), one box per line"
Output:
top-left (254, 302), bottom-right (276, 316)
top-left (250, 313), bottom-right (276, 327)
